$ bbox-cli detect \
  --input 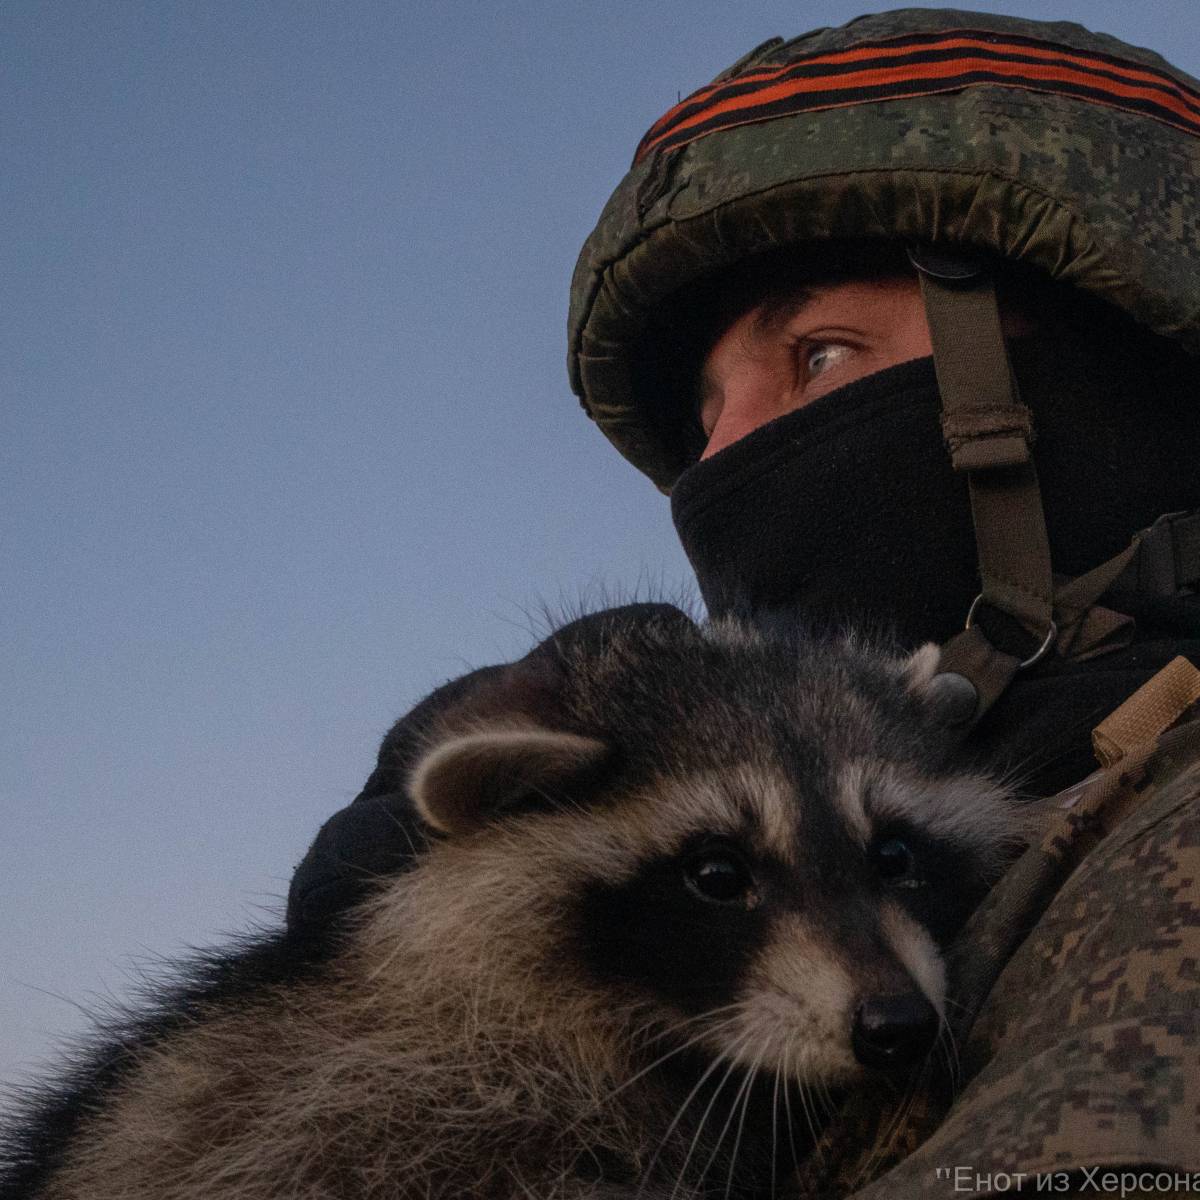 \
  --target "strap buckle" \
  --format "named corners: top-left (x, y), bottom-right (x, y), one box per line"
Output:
top-left (965, 594), bottom-right (1057, 670)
